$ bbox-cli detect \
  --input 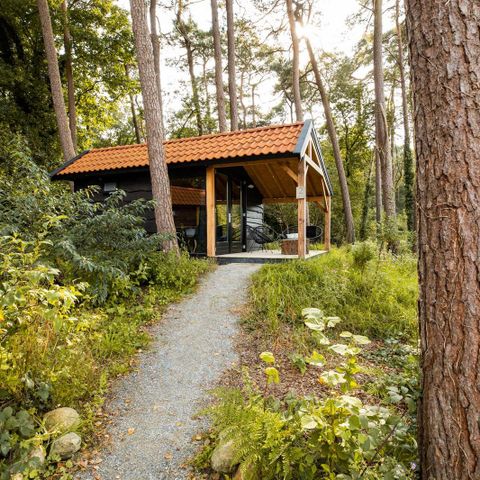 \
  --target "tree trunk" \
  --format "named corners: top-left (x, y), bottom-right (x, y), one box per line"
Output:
top-left (286, 0), bottom-right (303, 122)
top-left (306, 38), bottom-right (355, 243)
top-left (210, 0), bottom-right (227, 132)
top-left (225, 0), bottom-right (238, 131)
top-left (37, 0), bottom-right (75, 161)
top-left (373, 0), bottom-right (395, 220)
top-left (396, 0), bottom-right (414, 231)
top-left (406, 1), bottom-right (480, 478)
top-left (130, 0), bottom-right (178, 253)
top-left (61, 0), bottom-right (77, 151)
top-left (375, 150), bottom-right (382, 224)
top-left (360, 152), bottom-right (374, 240)
top-left (251, 84), bottom-right (256, 127)
top-left (149, 0), bottom-right (165, 135)
top-left (125, 64), bottom-right (142, 144)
